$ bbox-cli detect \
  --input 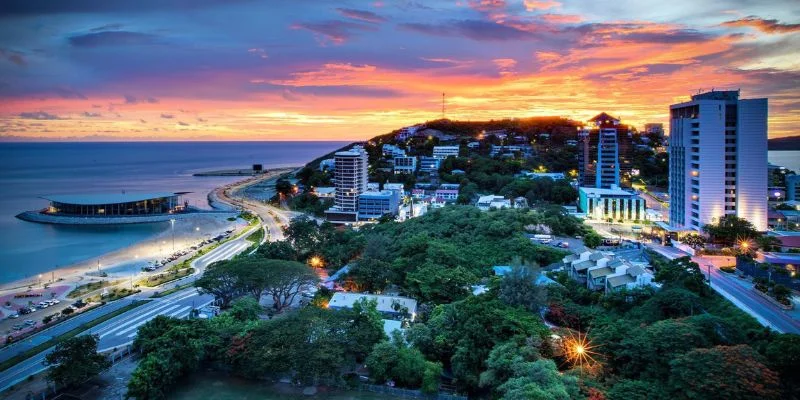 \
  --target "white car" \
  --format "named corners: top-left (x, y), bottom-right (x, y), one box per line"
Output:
top-left (9, 313), bottom-right (19, 319)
